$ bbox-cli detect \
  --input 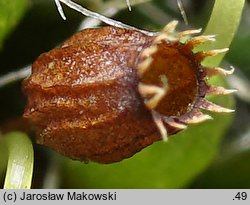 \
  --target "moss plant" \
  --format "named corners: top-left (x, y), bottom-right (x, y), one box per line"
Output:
top-left (0, 0), bottom-right (246, 188)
